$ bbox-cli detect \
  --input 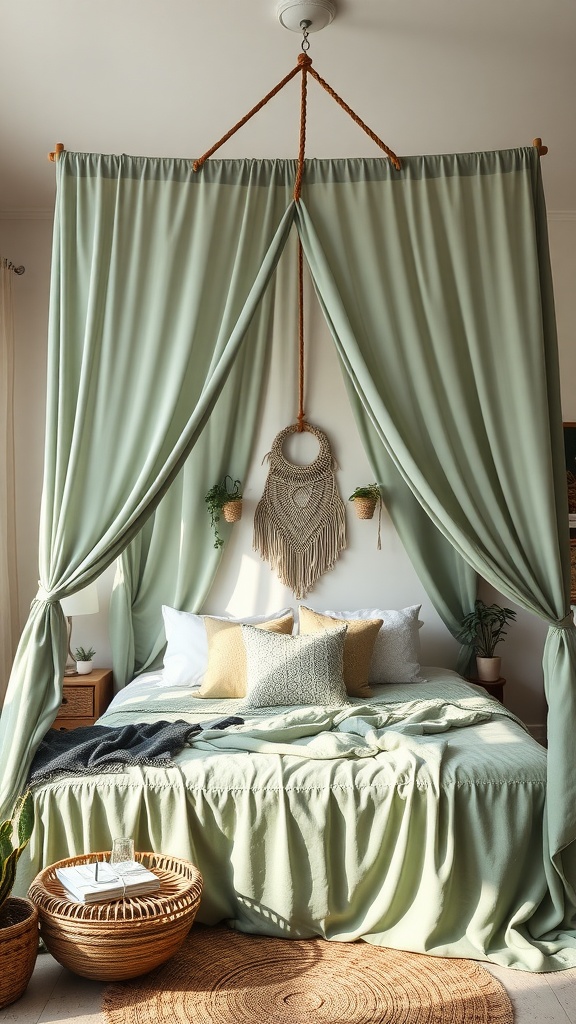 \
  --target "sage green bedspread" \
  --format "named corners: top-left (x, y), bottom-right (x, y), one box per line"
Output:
top-left (17, 668), bottom-right (576, 971)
